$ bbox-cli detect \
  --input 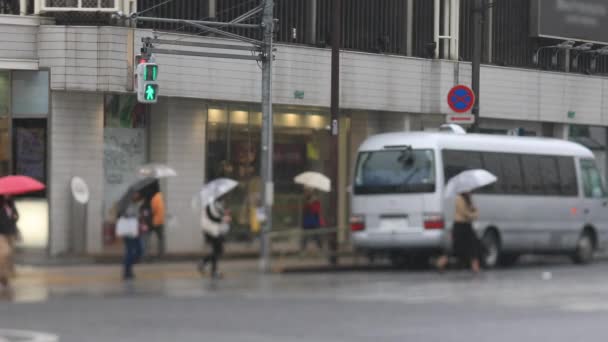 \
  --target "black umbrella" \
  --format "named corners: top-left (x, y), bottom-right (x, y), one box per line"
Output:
top-left (116, 177), bottom-right (156, 217)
